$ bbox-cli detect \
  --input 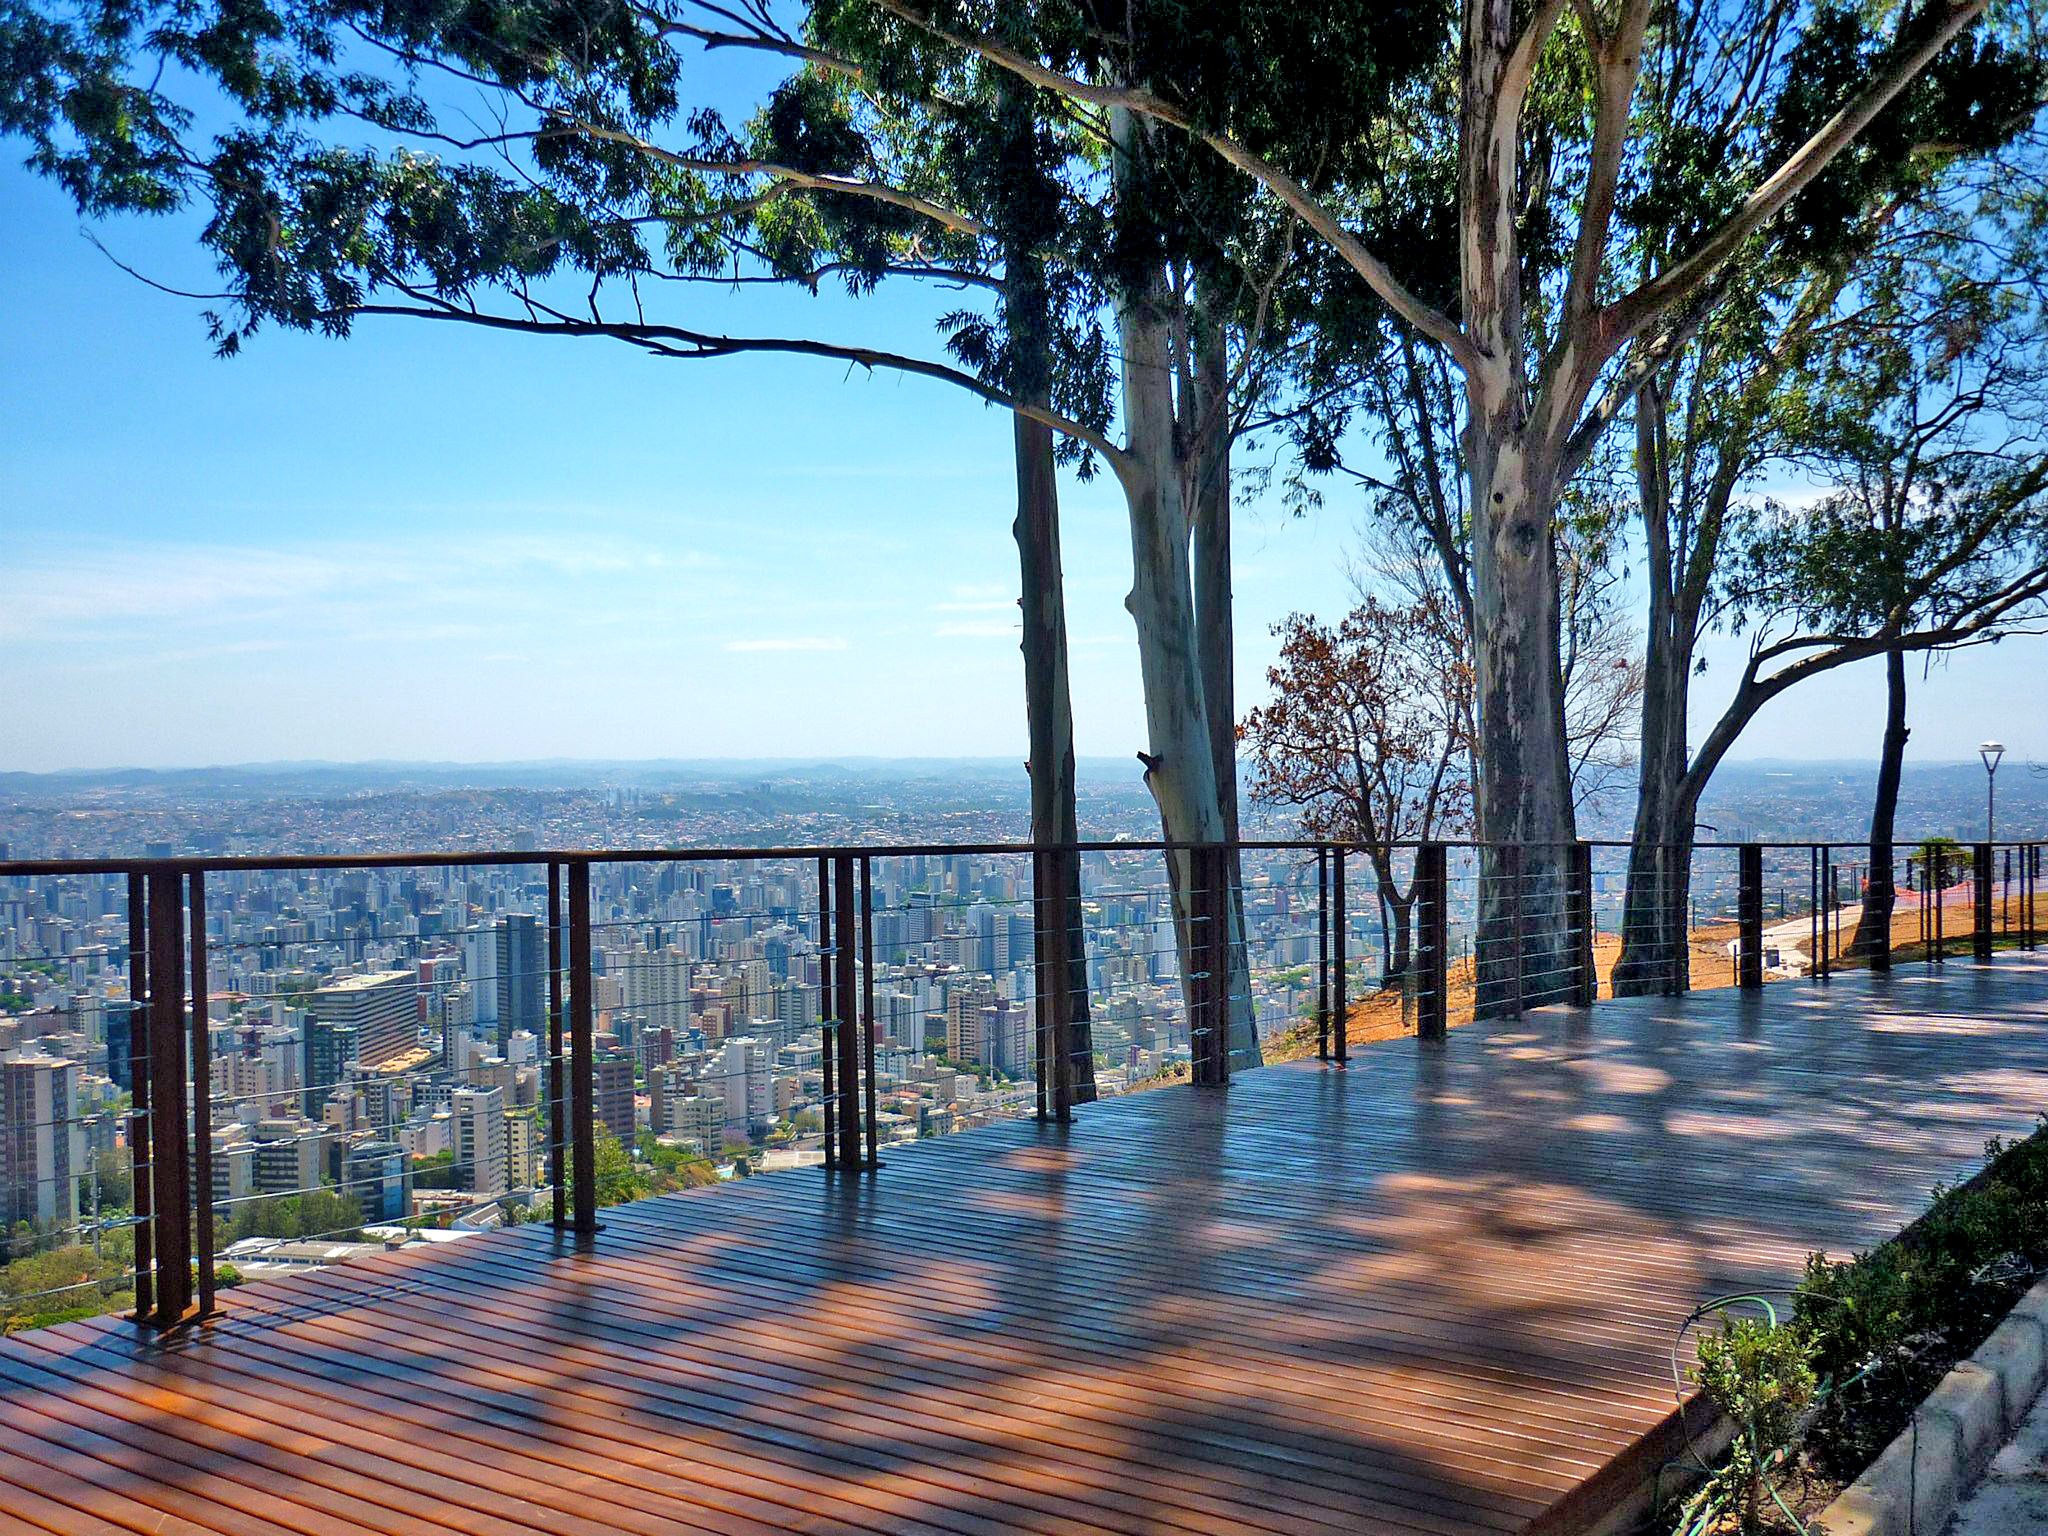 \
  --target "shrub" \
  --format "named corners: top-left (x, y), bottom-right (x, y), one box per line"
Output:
top-left (1693, 1313), bottom-right (1818, 1535)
